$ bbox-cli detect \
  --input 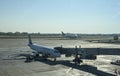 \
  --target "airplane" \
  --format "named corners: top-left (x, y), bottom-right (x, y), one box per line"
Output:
top-left (28, 35), bottom-right (61, 61)
top-left (61, 31), bottom-right (79, 38)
